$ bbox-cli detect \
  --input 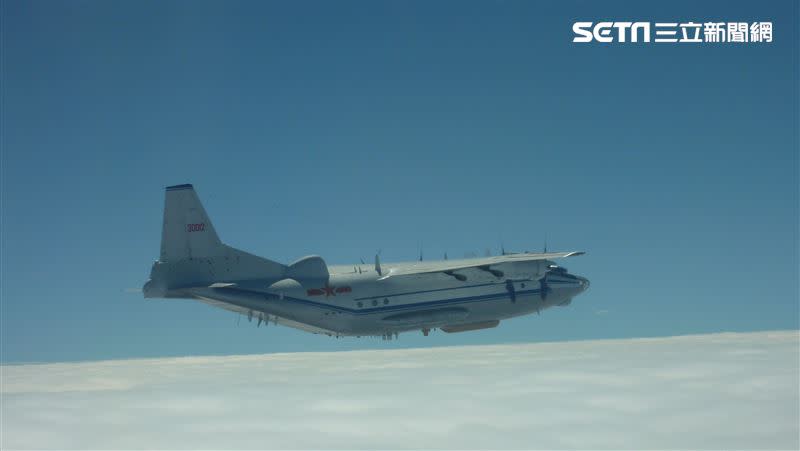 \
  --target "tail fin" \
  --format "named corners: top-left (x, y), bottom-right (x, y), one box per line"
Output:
top-left (148, 184), bottom-right (324, 295)
top-left (160, 184), bottom-right (223, 261)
